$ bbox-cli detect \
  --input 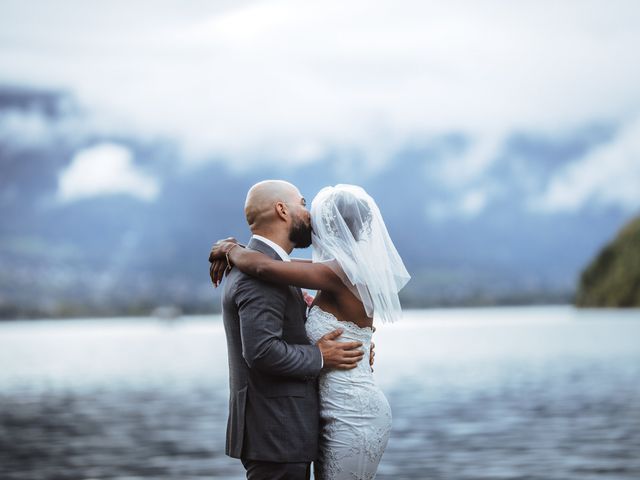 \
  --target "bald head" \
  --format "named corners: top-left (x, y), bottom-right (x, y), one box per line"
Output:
top-left (245, 180), bottom-right (301, 230)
